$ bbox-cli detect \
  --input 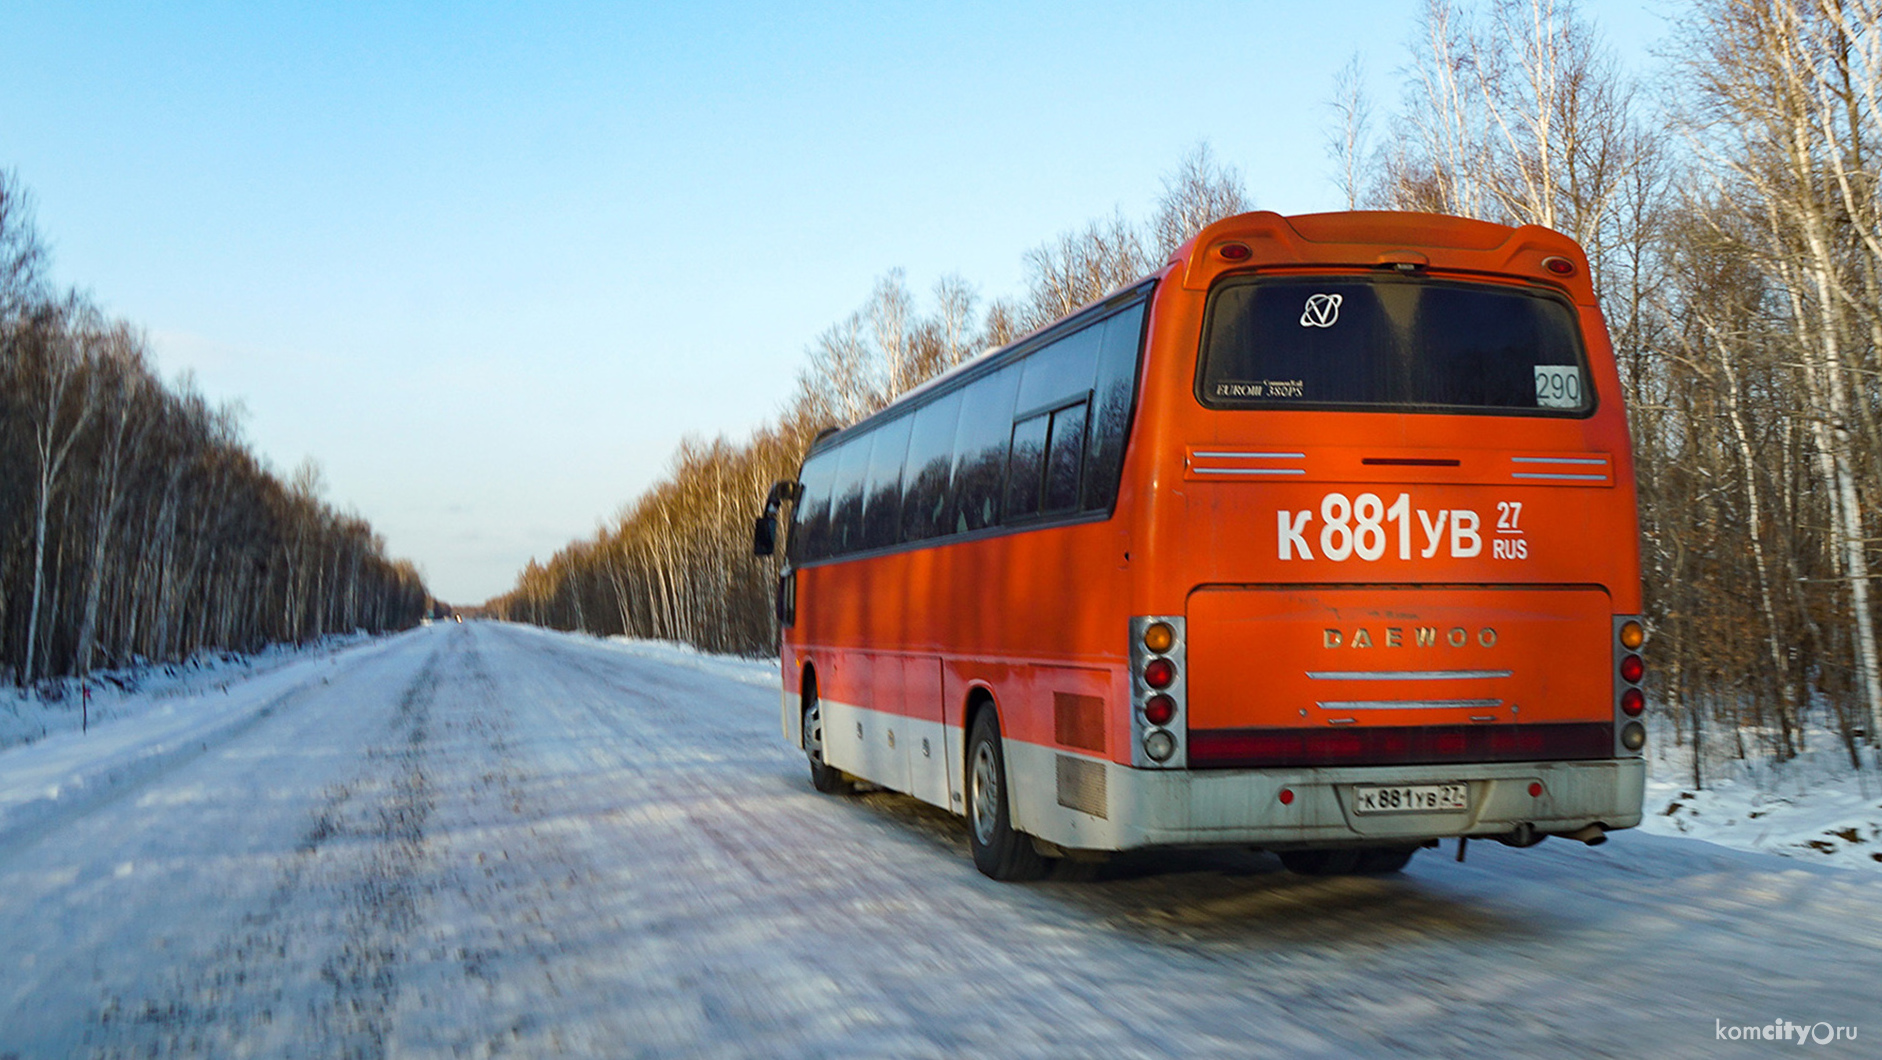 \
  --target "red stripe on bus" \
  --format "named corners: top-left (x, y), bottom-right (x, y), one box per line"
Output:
top-left (1186, 723), bottom-right (1614, 769)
